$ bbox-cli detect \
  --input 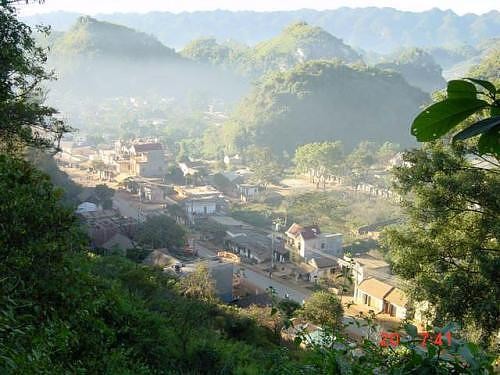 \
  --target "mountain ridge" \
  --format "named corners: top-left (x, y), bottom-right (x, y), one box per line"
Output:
top-left (22, 8), bottom-right (500, 53)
